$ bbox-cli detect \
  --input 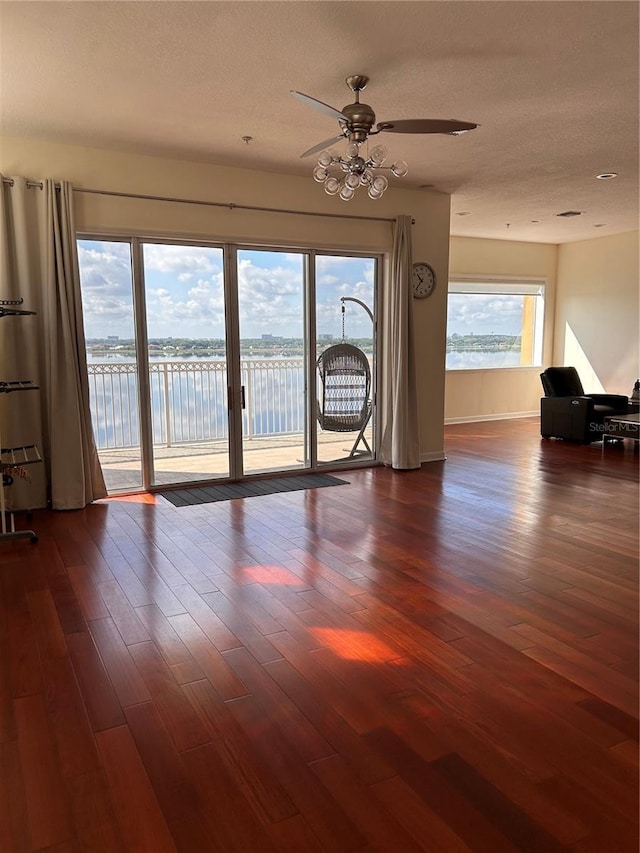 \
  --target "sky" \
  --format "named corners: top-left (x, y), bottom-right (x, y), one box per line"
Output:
top-left (78, 239), bottom-right (530, 342)
top-left (447, 294), bottom-right (526, 337)
top-left (77, 240), bottom-right (376, 341)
